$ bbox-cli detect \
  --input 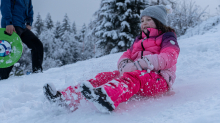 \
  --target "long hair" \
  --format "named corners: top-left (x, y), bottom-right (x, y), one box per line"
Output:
top-left (151, 17), bottom-right (175, 33)
top-left (139, 17), bottom-right (175, 36)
